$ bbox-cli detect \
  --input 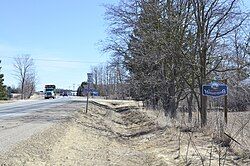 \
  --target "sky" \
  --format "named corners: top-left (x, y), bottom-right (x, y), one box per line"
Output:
top-left (0, 0), bottom-right (117, 91)
top-left (0, 0), bottom-right (249, 91)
